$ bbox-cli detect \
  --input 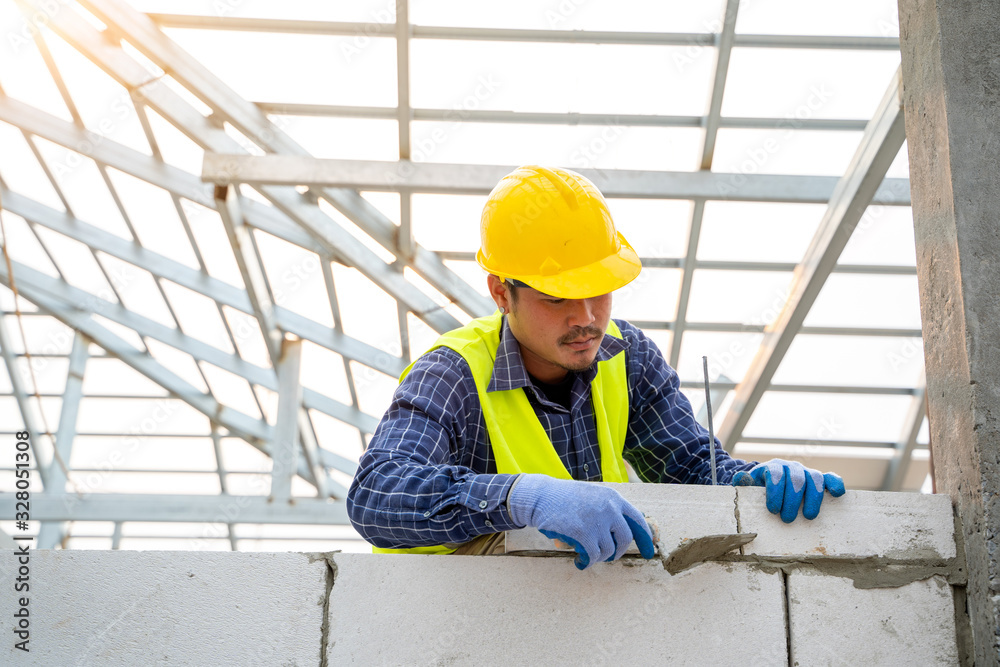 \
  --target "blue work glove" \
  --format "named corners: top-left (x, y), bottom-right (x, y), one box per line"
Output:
top-left (733, 459), bottom-right (846, 523)
top-left (507, 474), bottom-right (656, 570)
